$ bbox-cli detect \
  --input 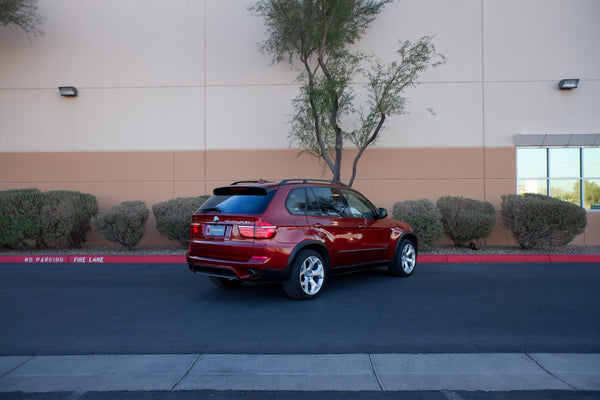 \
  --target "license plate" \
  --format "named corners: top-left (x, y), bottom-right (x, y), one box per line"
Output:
top-left (206, 224), bottom-right (226, 237)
